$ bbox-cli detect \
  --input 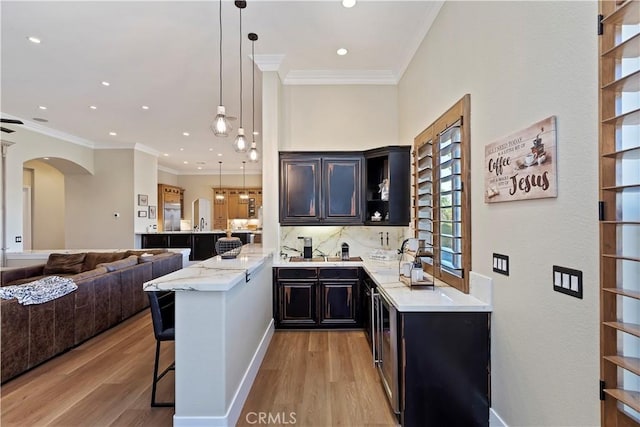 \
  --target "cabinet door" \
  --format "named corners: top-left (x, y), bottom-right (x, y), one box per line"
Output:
top-left (322, 157), bottom-right (362, 224)
top-left (278, 281), bottom-right (317, 325)
top-left (193, 234), bottom-right (216, 260)
top-left (168, 233), bottom-right (192, 249)
top-left (213, 190), bottom-right (227, 229)
top-left (280, 157), bottom-right (321, 223)
top-left (142, 234), bottom-right (168, 249)
top-left (319, 281), bottom-right (357, 325)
